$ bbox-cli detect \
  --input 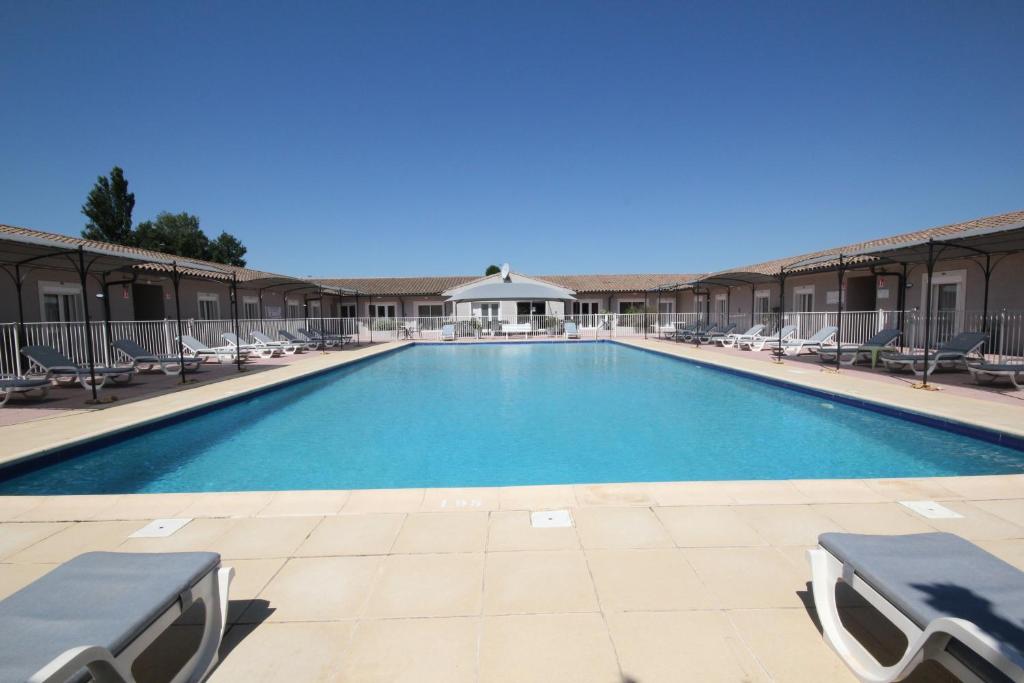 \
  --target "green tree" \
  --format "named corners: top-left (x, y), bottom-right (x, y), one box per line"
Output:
top-left (81, 166), bottom-right (135, 244)
top-left (207, 231), bottom-right (248, 267)
top-left (485, 264), bottom-right (501, 275)
top-left (135, 212), bottom-right (211, 260)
